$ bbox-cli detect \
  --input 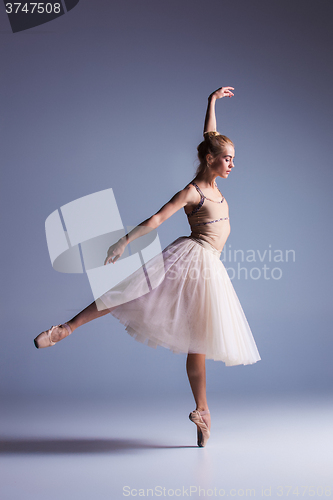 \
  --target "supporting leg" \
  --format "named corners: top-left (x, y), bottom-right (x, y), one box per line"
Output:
top-left (186, 353), bottom-right (211, 431)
